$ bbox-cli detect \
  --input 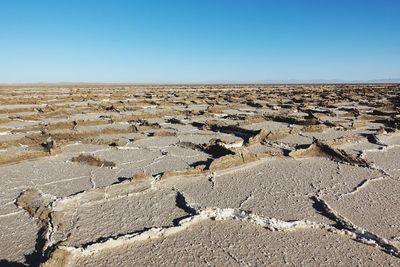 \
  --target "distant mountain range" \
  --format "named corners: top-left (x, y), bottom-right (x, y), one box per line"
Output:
top-left (203, 78), bottom-right (400, 84)
top-left (1, 79), bottom-right (399, 85)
